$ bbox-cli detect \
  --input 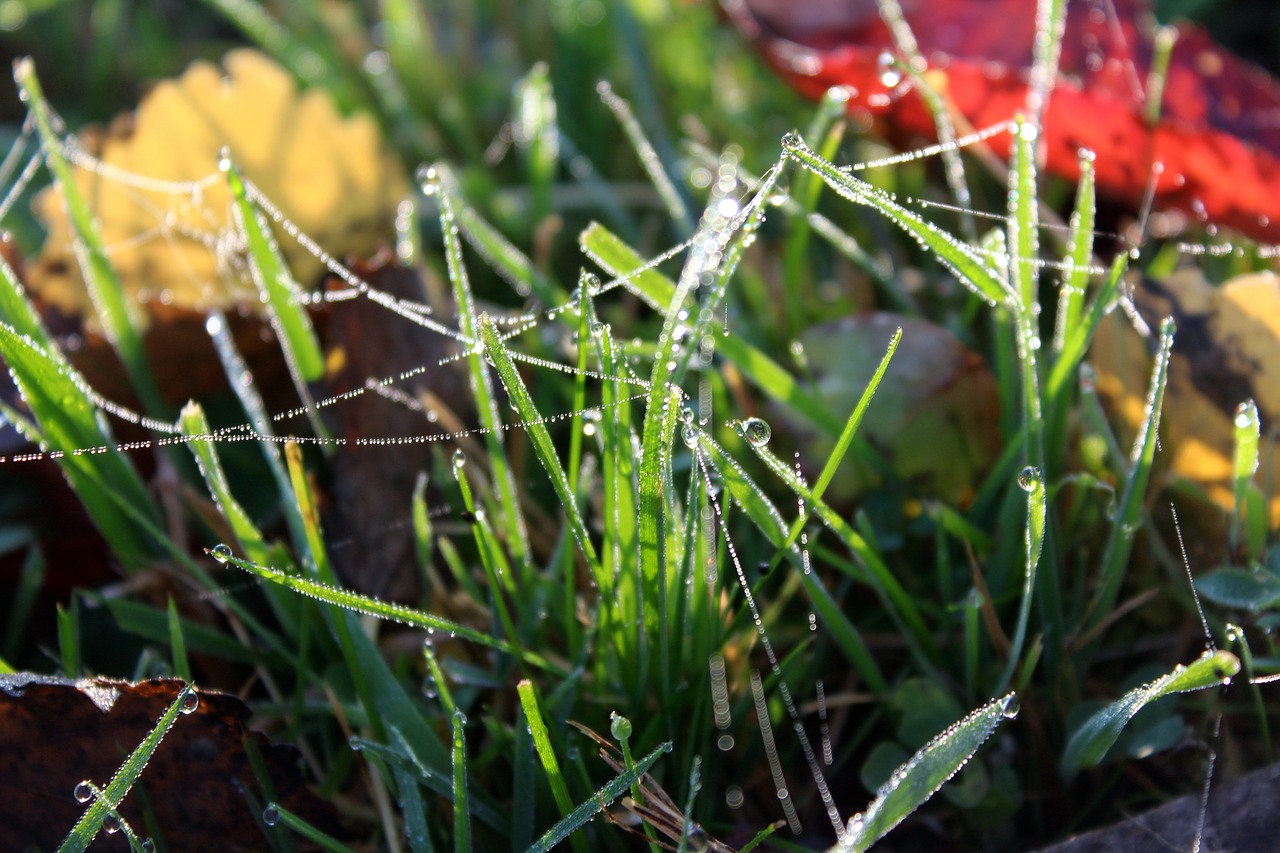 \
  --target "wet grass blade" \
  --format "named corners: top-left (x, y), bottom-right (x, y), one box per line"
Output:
top-left (832, 692), bottom-right (1018, 852)
top-left (58, 684), bottom-right (196, 853)
top-left (14, 58), bottom-right (165, 416)
top-left (518, 679), bottom-right (589, 853)
top-left (452, 711), bottom-right (472, 853)
top-left (421, 166), bottom-right (532, 571)
top-left (223, 159), bottom-right (324, 383)
top-left (261, 803), bottom-right (356, 853)
top-left (527, 740), bottom-right (673, 853)
top-left (782, 134), bottom-right (1012, 307)
top-left (1060, 650), bottom-right (1239, 776)
top-left (477, 313), bottom-right (600, 575)
top-left (207, 548), bottom-right (550, 669)
top-left (180, 402), bottom-right (272, 566)
top-left (1083, 318), bottom-right (1175, 639)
